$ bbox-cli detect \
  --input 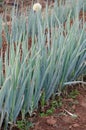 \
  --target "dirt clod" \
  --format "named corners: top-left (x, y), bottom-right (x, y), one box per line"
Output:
top-left (46, 117), bottom-right (56, 126)
top-left (73, 123), bottom-right (80, 128)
